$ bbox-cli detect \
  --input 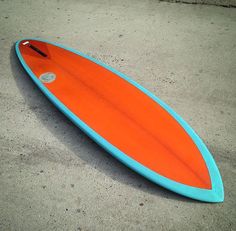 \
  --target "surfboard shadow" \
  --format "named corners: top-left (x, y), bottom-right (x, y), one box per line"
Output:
top-left (10, 45), bottom-right (199, 203)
